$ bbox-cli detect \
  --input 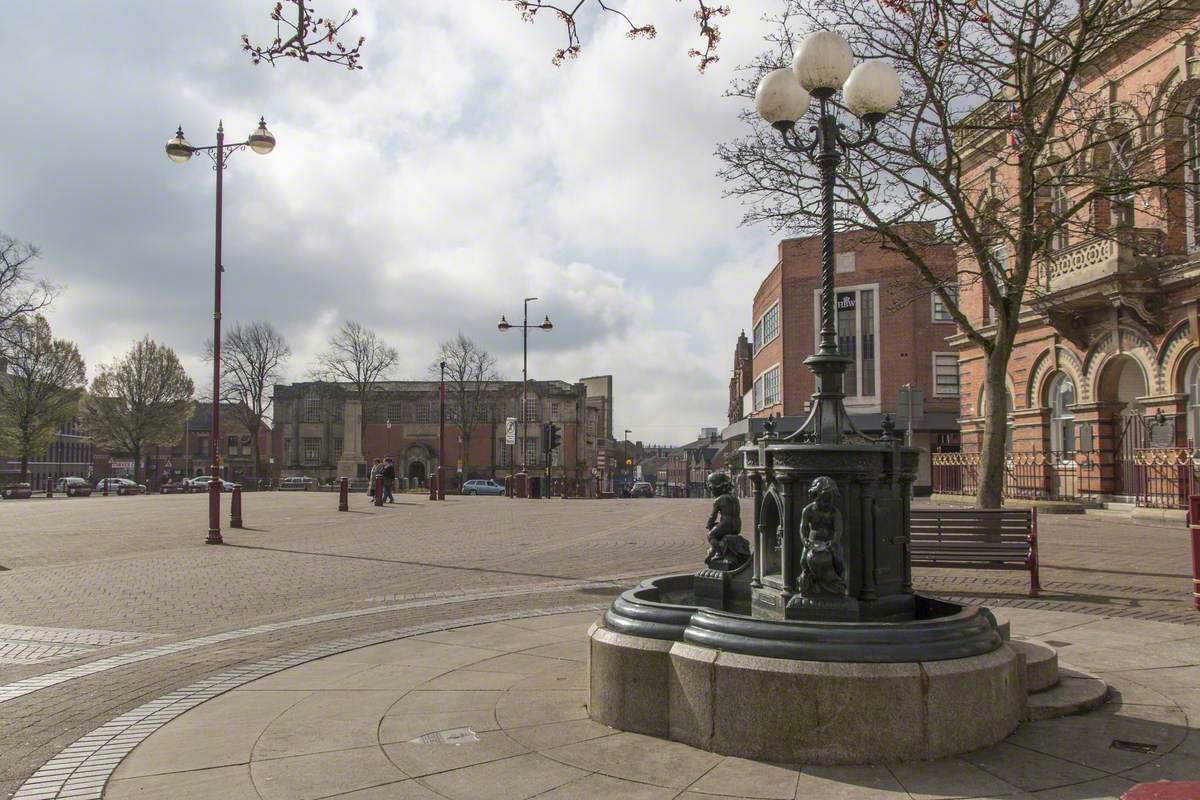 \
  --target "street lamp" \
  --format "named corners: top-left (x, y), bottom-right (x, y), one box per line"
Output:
top-left (498, 298), bottom-right (553, 497)
top-left (623, 429), bottom-right (631, 492)
top-left (755, 32), bottom-right (900, 444)
top-left (166, 117), bottom-right (275, 544)
top-left (438, 359), bottom-right (447, 500)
